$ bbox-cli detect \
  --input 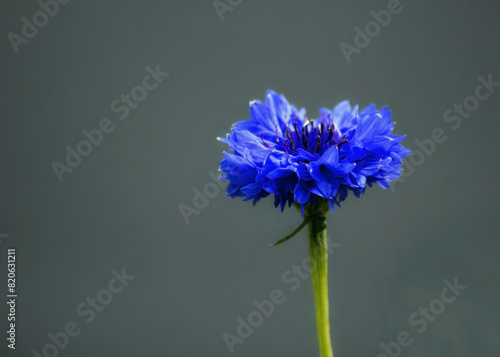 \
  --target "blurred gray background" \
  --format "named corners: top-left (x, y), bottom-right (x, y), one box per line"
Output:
top-left (1, 1), bottom-right (499, 356)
